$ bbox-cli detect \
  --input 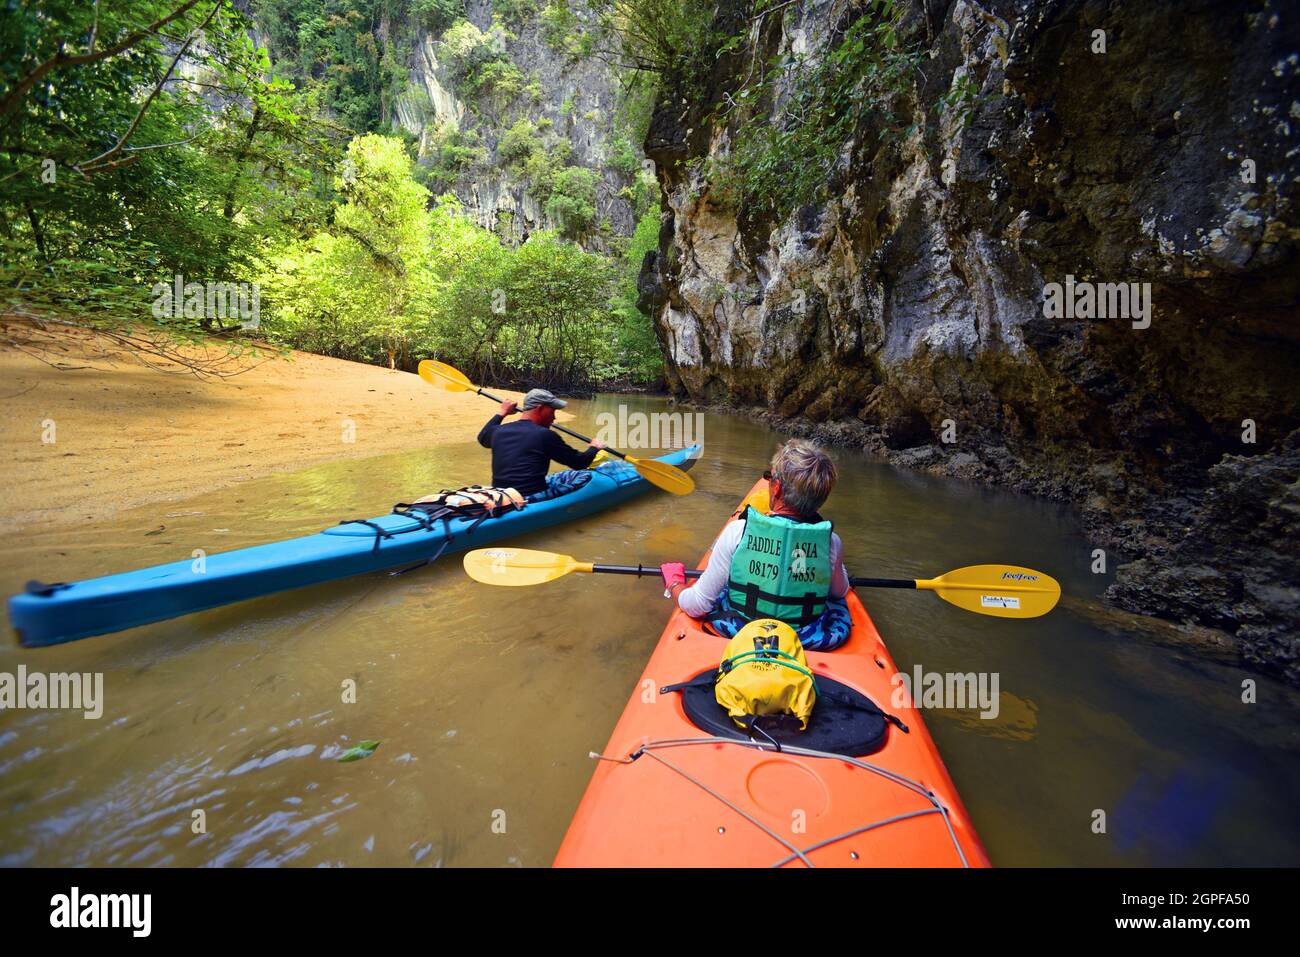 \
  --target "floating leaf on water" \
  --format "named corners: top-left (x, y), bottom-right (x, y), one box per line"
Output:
top-left (337, 740), bottom-right (380, 762)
